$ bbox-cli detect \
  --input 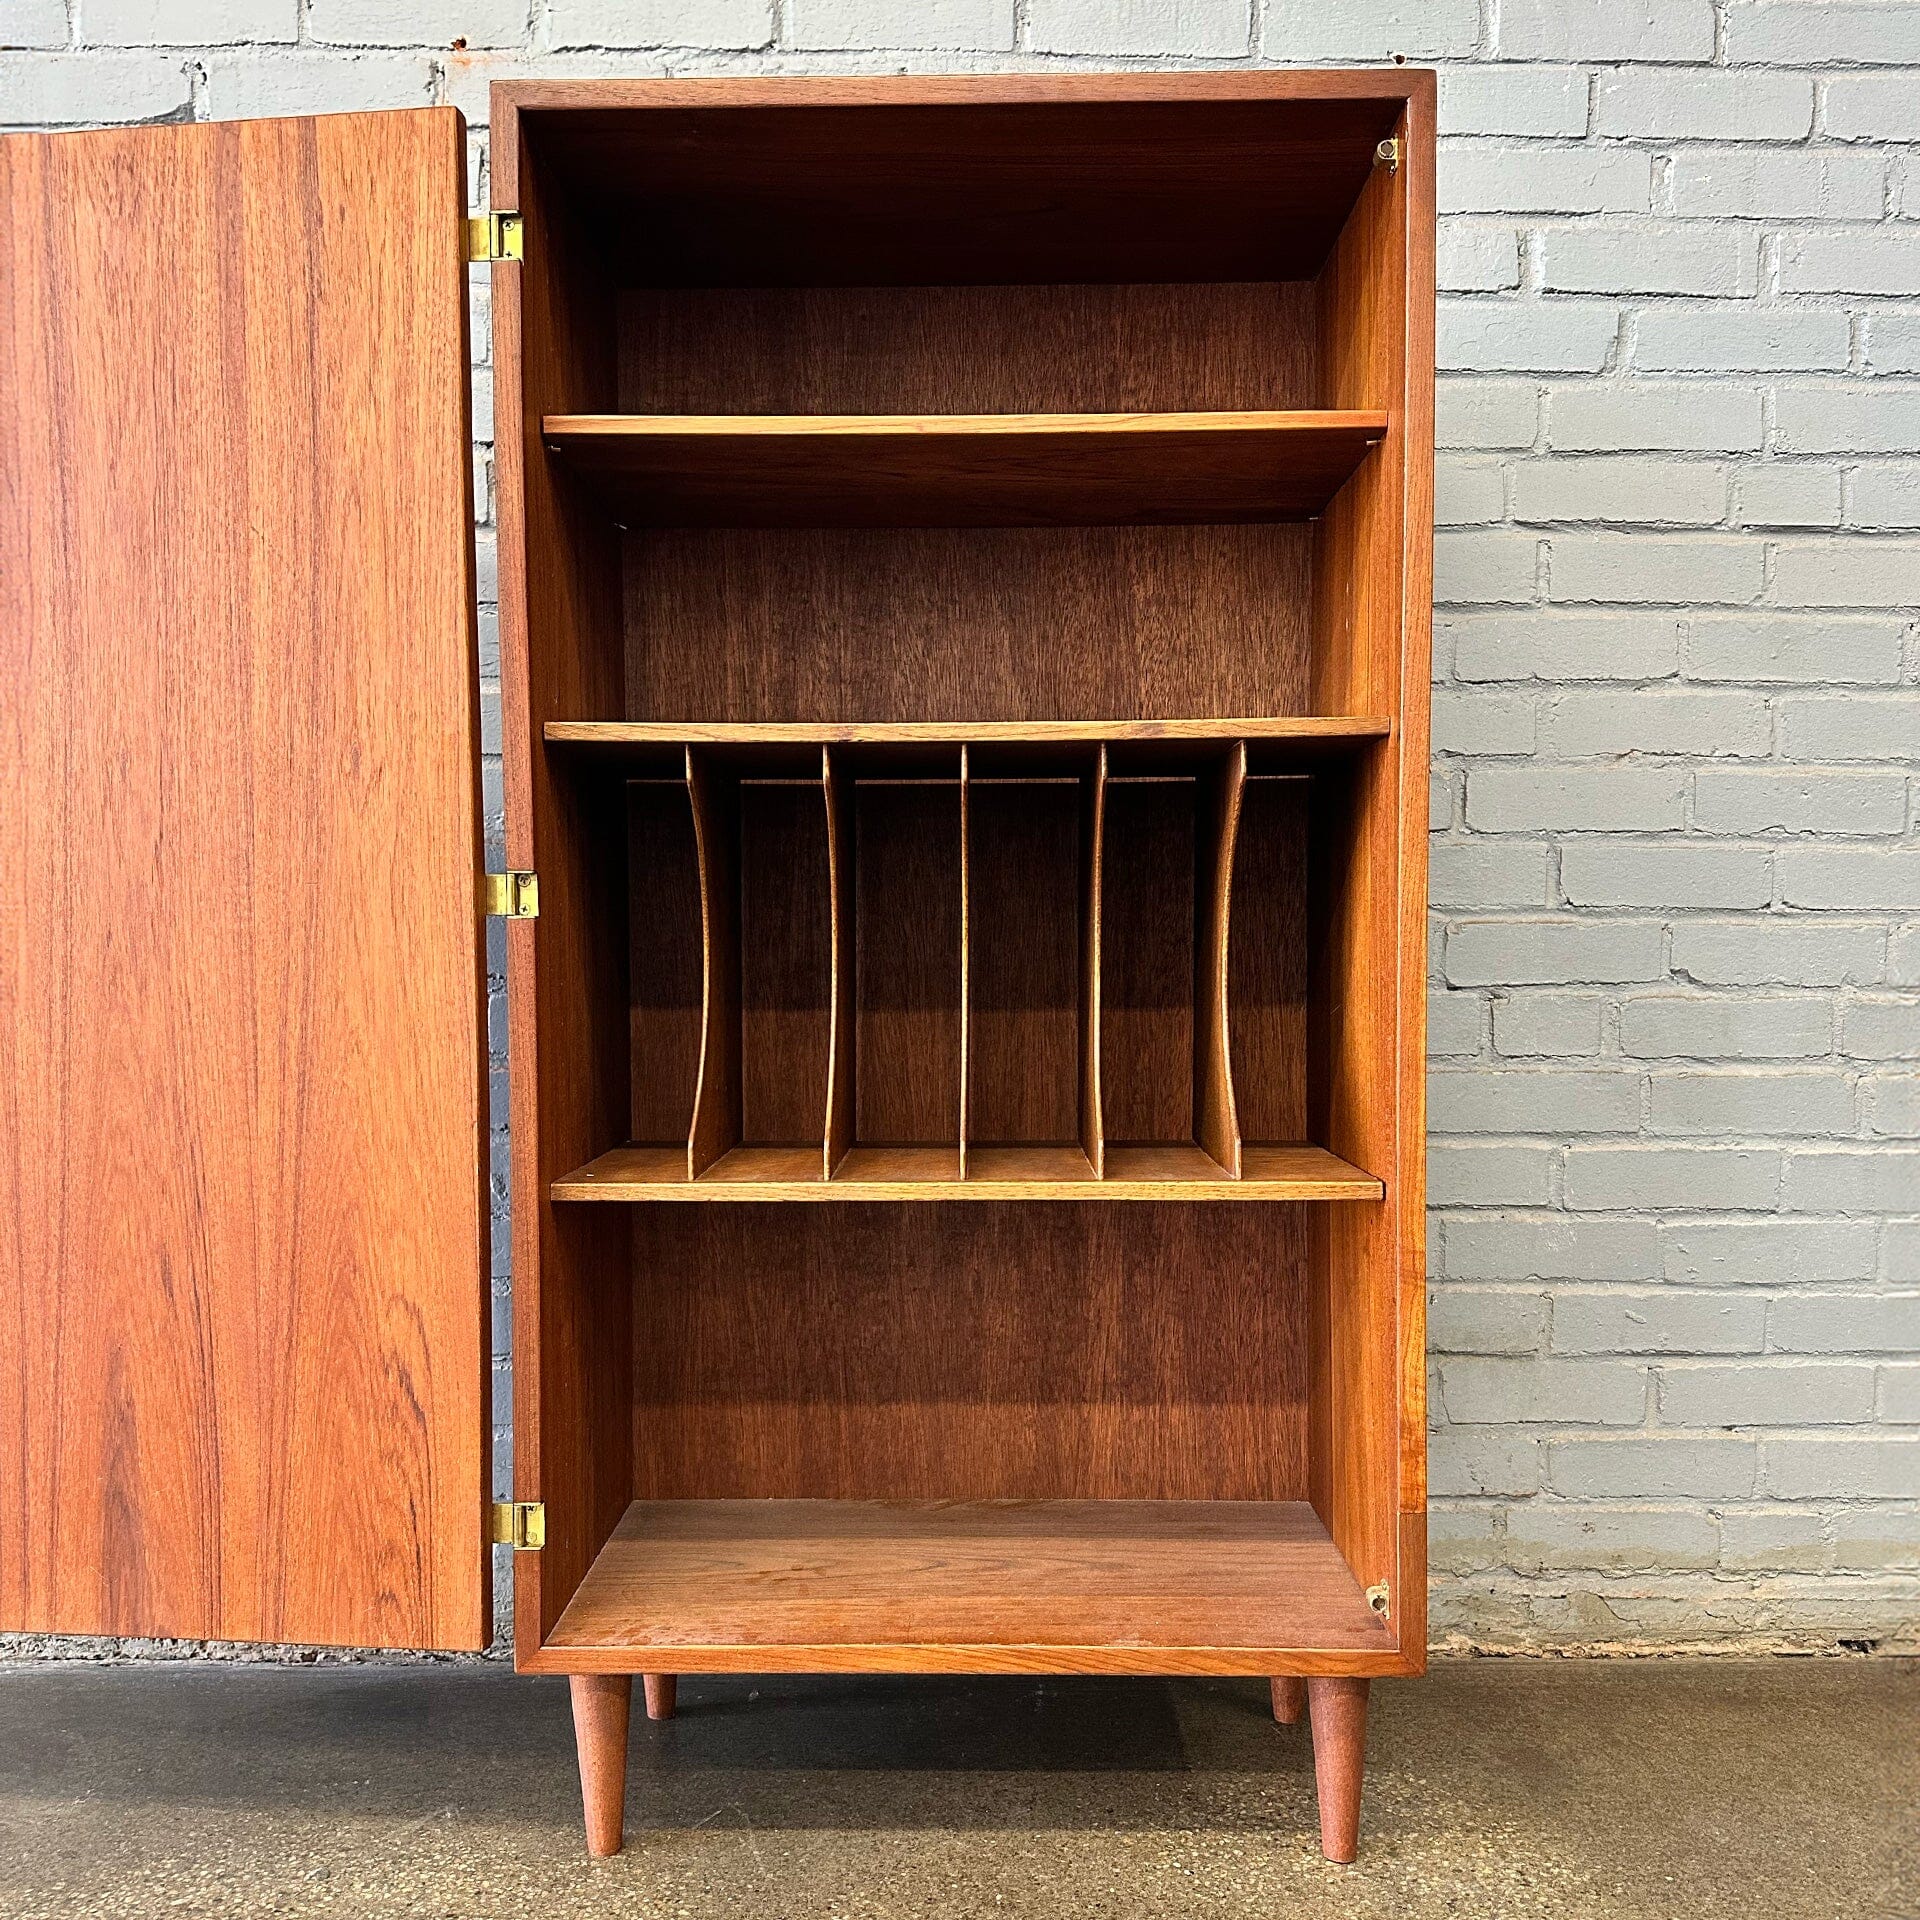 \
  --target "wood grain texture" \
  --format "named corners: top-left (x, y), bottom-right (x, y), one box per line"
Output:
top-left (967, 778), bottom-right (1082, 1145)
top-left (1080, 748), bottom-right (1108, 1177)
top-left (624, 1206), bottom-right (1314, 1506)
top-left (555, 718), bottom-right (1390, 749)
top-left (554, 1141), bottom-right (1380, 1202)
top-left (618, 283), bottom-right (1319, 415)
top-left (1308, 1676), bottom-right (1370, 1863)
top-left (547, 411), bottom-right (1384, 528)
top-left (958, 747), bottom-right (971, 1176)
top-left (623, 524), bottom-right (1314, 724)
top-left (544, 1500), bottom-right (1395, 1670)
top-left (500, 73), bottom-right (1434, 1704)
top-left (494, 100), bottom-right (636, 1653)
top-left (1271, 1675), bottom-right (1307, 1724)
top-left (738, 776), bottom-right (833, 1144)
top-left (686, 749), bottom-right (742, 1177)
top-left (642, 1673), bottom-right (677, 1720)
top-left (0, 110), bottom-right (488, 1649)
top-left (854, 774), bottom-right (963, 1145)
top-left (627, 781), bottom-right (702, 1144)
top-left (1101, 779), bottom-right (1196, 1144)
top-left (502, 72), bottom-right (1408, 286)
top-left (823, 747), bottom-right (856, 1176)
top-left (1230, 777), bottom-right (1311, 1145)
top-left (1303, 76), bottom-right (1435, 1644)
top-left (1195, 744), bottom-right (1248, 1177)
top-left (569, 1674), bottom-right (631, 1857)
